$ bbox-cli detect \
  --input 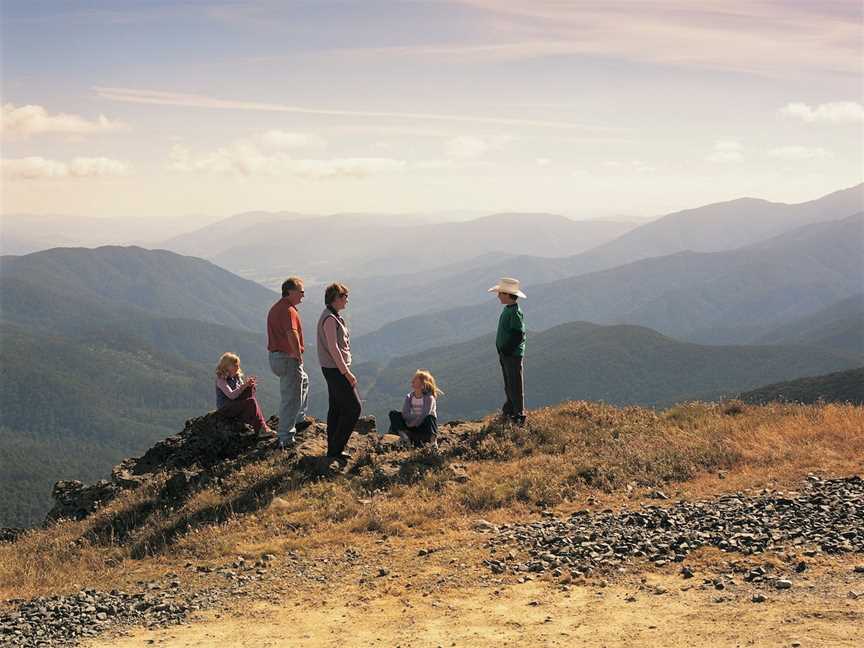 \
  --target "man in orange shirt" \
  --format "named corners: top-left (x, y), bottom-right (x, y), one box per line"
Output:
top-left (267, 276), bottom-right (309, 447)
